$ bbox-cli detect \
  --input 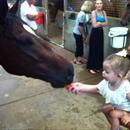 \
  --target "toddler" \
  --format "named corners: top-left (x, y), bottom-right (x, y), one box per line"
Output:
top-left (70, 54), bottom-right (130, 130)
